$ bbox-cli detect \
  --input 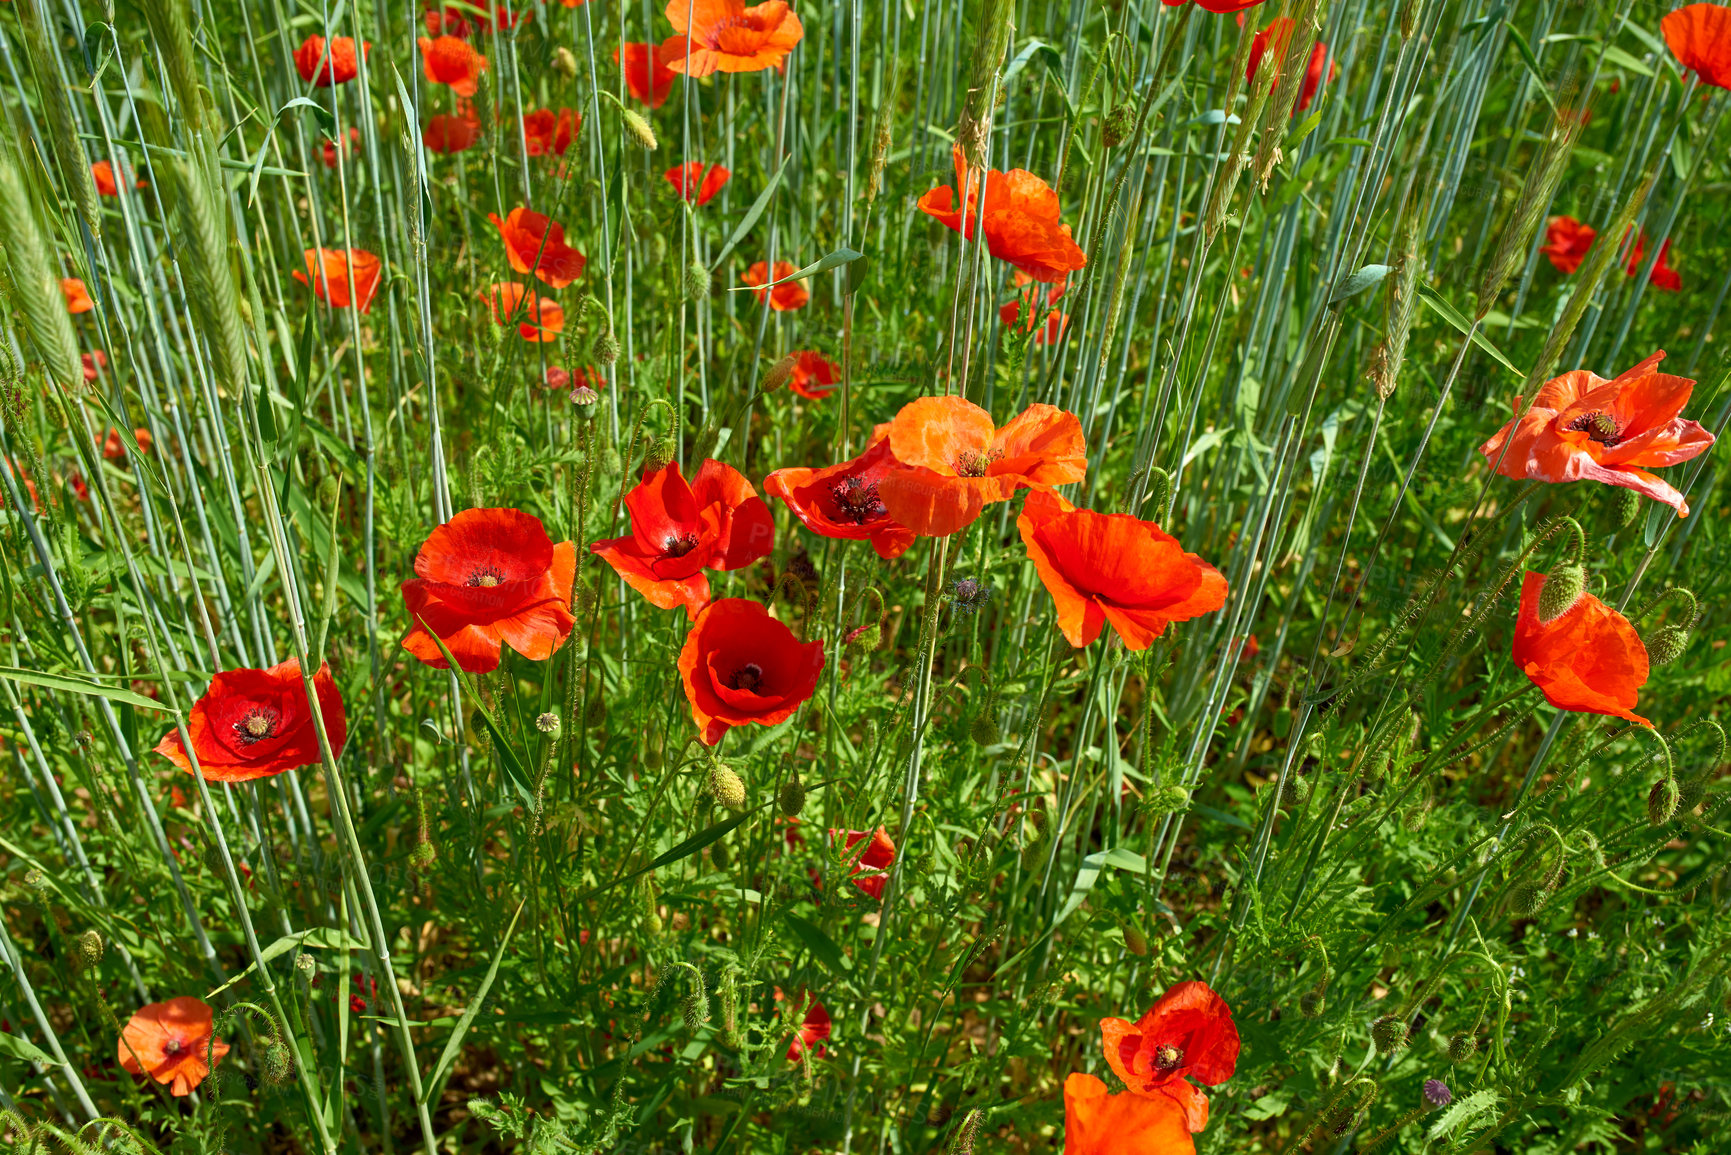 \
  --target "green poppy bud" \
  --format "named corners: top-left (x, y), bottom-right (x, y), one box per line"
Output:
top-left (1101, 103), bottom-right (1136, 148)
top-left (1645, 623), bottom-right (1689, 667)
top-left (1614, 486), bottom-right (1640, 527)
top-left (706, 762), bottom-right (747, 811)
top-left (622, 109), bottom-right (658, 150)
top-left (1372, 1014), bottom-right (1409, 1054)
top-left (969, 710), bottom-right (1000, 746)
top-left (1537, 563), bottom-right (1586, 624)
top-left (1447, 1032), bottom-right (1478, 1063)
top-left (1648, 776), bottom-right (1680, 826)
top-left (592, 330), bottom-right (621, 365)
top-left (778, 774), bottom-right (806, 818)
top-left (1299, 985), bottom-right (1327, 1018)
top-left (684, 260), bottom-right (711, 303)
